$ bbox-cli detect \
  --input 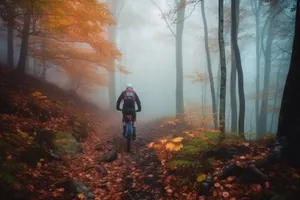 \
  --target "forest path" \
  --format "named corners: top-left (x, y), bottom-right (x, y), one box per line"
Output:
top-left (89, 118), bottom-right (173, 200)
